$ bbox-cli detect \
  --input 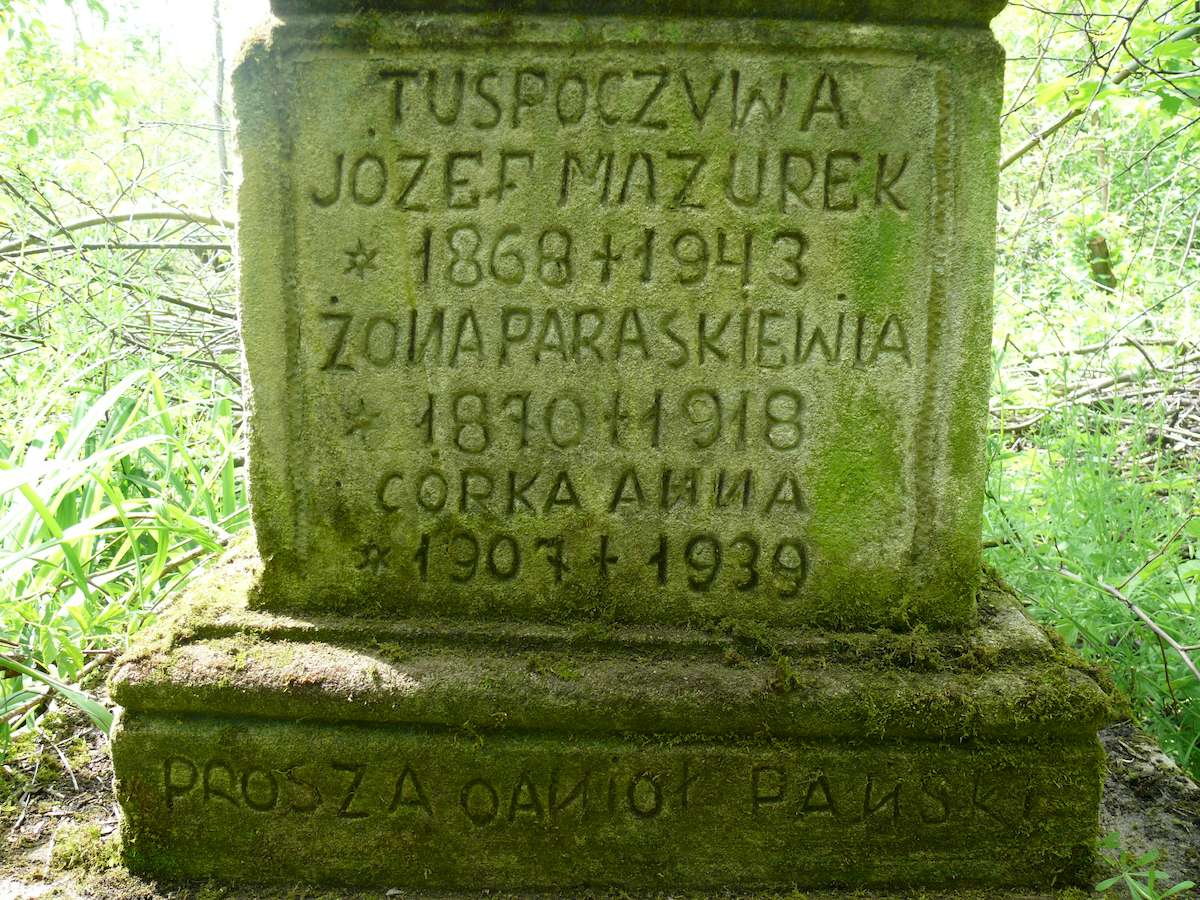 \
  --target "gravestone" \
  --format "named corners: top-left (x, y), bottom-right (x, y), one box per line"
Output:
top-left (109, 0), bottom-right (1123, 890)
